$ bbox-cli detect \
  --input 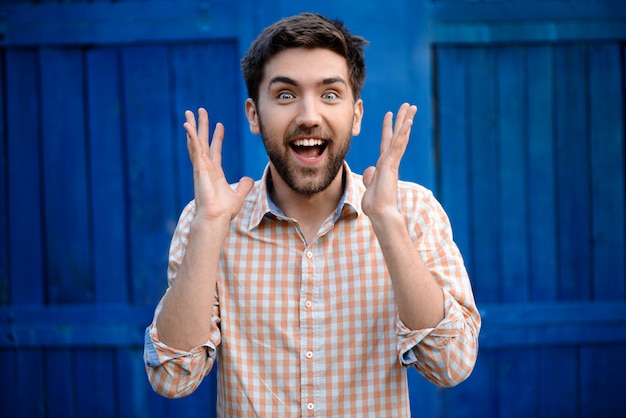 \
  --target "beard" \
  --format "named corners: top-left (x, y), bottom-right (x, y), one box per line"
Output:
top-left (258, 116), bottom-right (352, 196)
